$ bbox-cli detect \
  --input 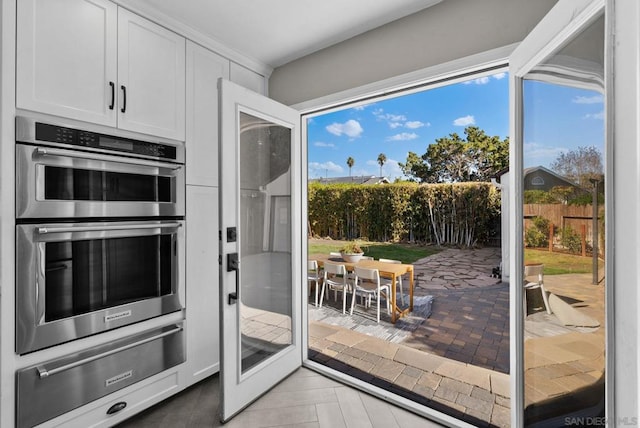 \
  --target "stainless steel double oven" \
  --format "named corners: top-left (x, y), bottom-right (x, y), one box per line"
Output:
top-left (15, 116), bottom-right (186, 354)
